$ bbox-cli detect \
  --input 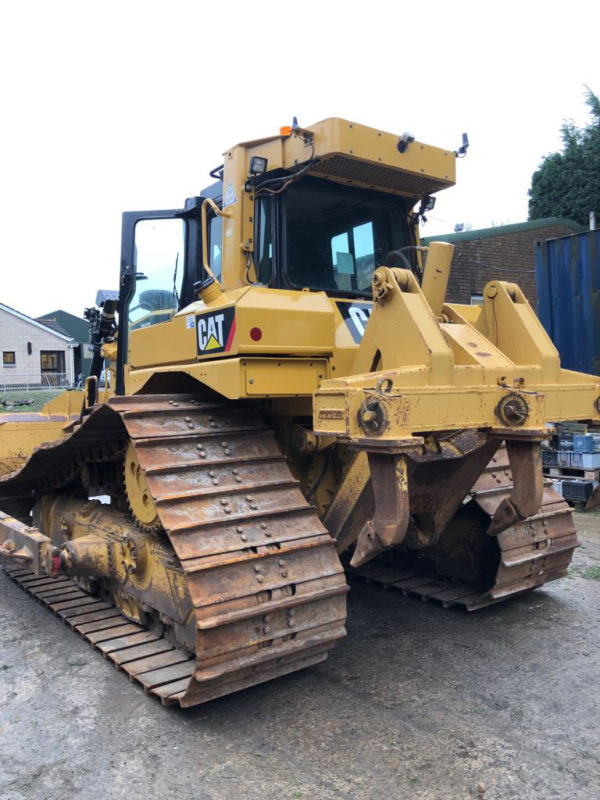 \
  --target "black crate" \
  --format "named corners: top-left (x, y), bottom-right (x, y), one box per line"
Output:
top-left (560, 479), bottom-right (594, 502)
top-left (542, 449), bottom-right (559, 467)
